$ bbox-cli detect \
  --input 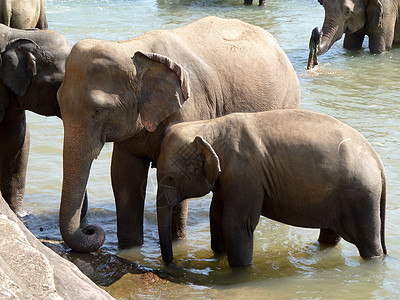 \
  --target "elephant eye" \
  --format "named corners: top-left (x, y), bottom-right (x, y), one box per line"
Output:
top-left (93, 108), bottom-right (105, 120)
top-left (344, 8), bottom-right (351, 15)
